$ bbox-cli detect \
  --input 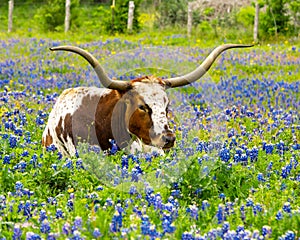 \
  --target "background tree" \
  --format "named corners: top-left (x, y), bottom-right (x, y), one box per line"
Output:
top-left (260, 0), bottom-right (290, 36)
top-left (34, 0), bottom-right (80, 32)
top-left (104, 0), bottom-right (142, 34)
